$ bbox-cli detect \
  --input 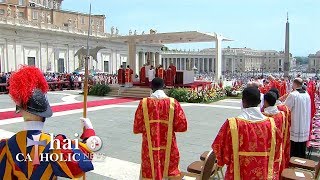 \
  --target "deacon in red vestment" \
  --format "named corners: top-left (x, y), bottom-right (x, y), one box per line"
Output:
top-left (157, 65), bottom-right (165, 79)
top-left (117, 65), bottom-right (125, 86)
top-left (169, 63), bottom-right (177, 85)
top-left (269, 88), bottom-right (292, 169)
top-left (125, 65), bottom-right (133, 87)
top-left (134, 78), bottom-right (187, 180)
top-left (165, 67), bottom-right (174, 86)
top-left (262, 91), bottom-right (291, 173)
top-left (307, 79), bottom-right (316, 141)
top-left (140, 65), bottom-right (146, 84)
top-left (212, 87), bottom-right (284, 180)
